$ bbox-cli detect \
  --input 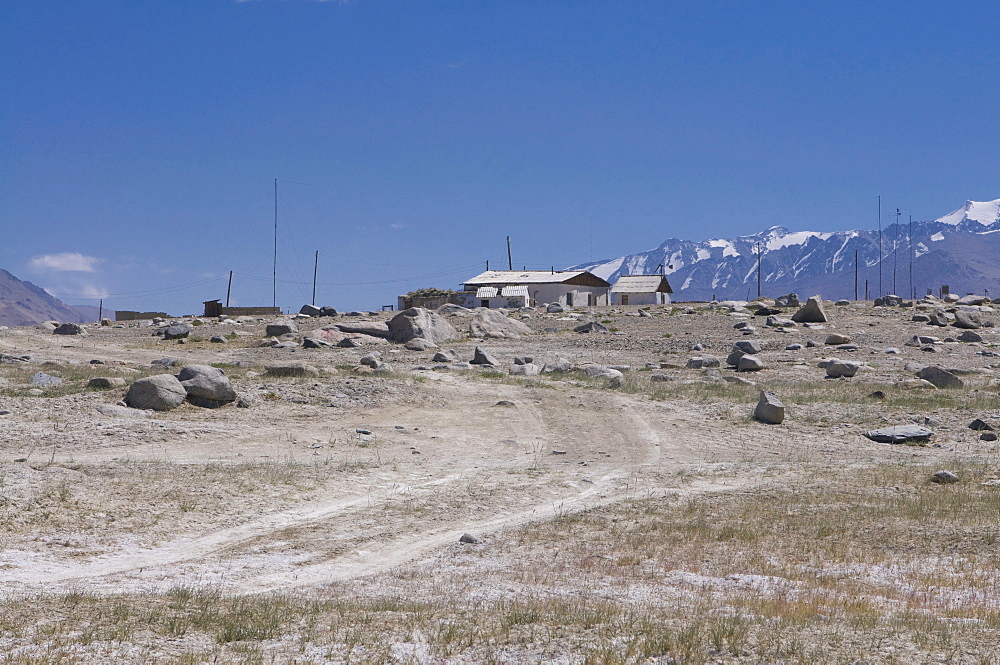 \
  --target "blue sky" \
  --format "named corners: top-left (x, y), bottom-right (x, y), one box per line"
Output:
top-left (3, 1), bottom-right (1000, 314)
